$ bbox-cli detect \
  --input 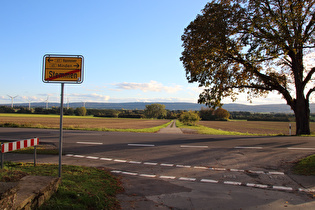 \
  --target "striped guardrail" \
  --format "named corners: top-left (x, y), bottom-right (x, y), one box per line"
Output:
top-left (1, 138), bottom-right (39, 168)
